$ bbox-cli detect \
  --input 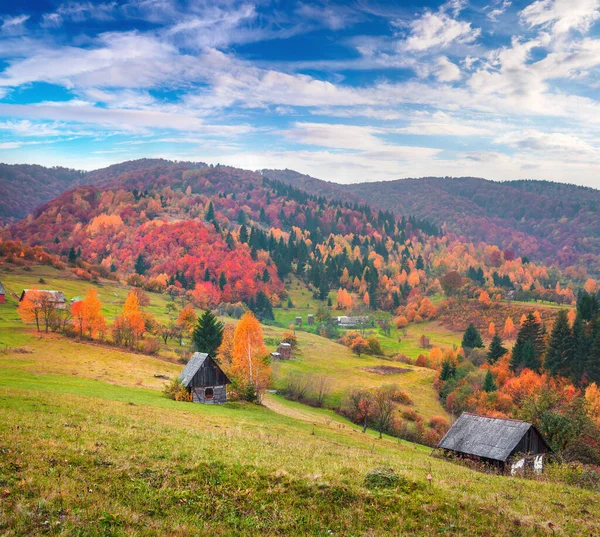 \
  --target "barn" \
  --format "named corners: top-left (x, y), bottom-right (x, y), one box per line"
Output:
top-left (0, 281), bottom-right (5, 304)
top-left (436, 412), bottom-right (551, 473)
top-left (178, 352), bottom-right (230, 404)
